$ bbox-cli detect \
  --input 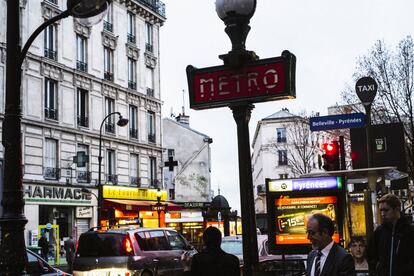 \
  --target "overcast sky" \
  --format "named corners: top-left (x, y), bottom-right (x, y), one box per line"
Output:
top-left (159, 0), bottom-right (413, 212)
